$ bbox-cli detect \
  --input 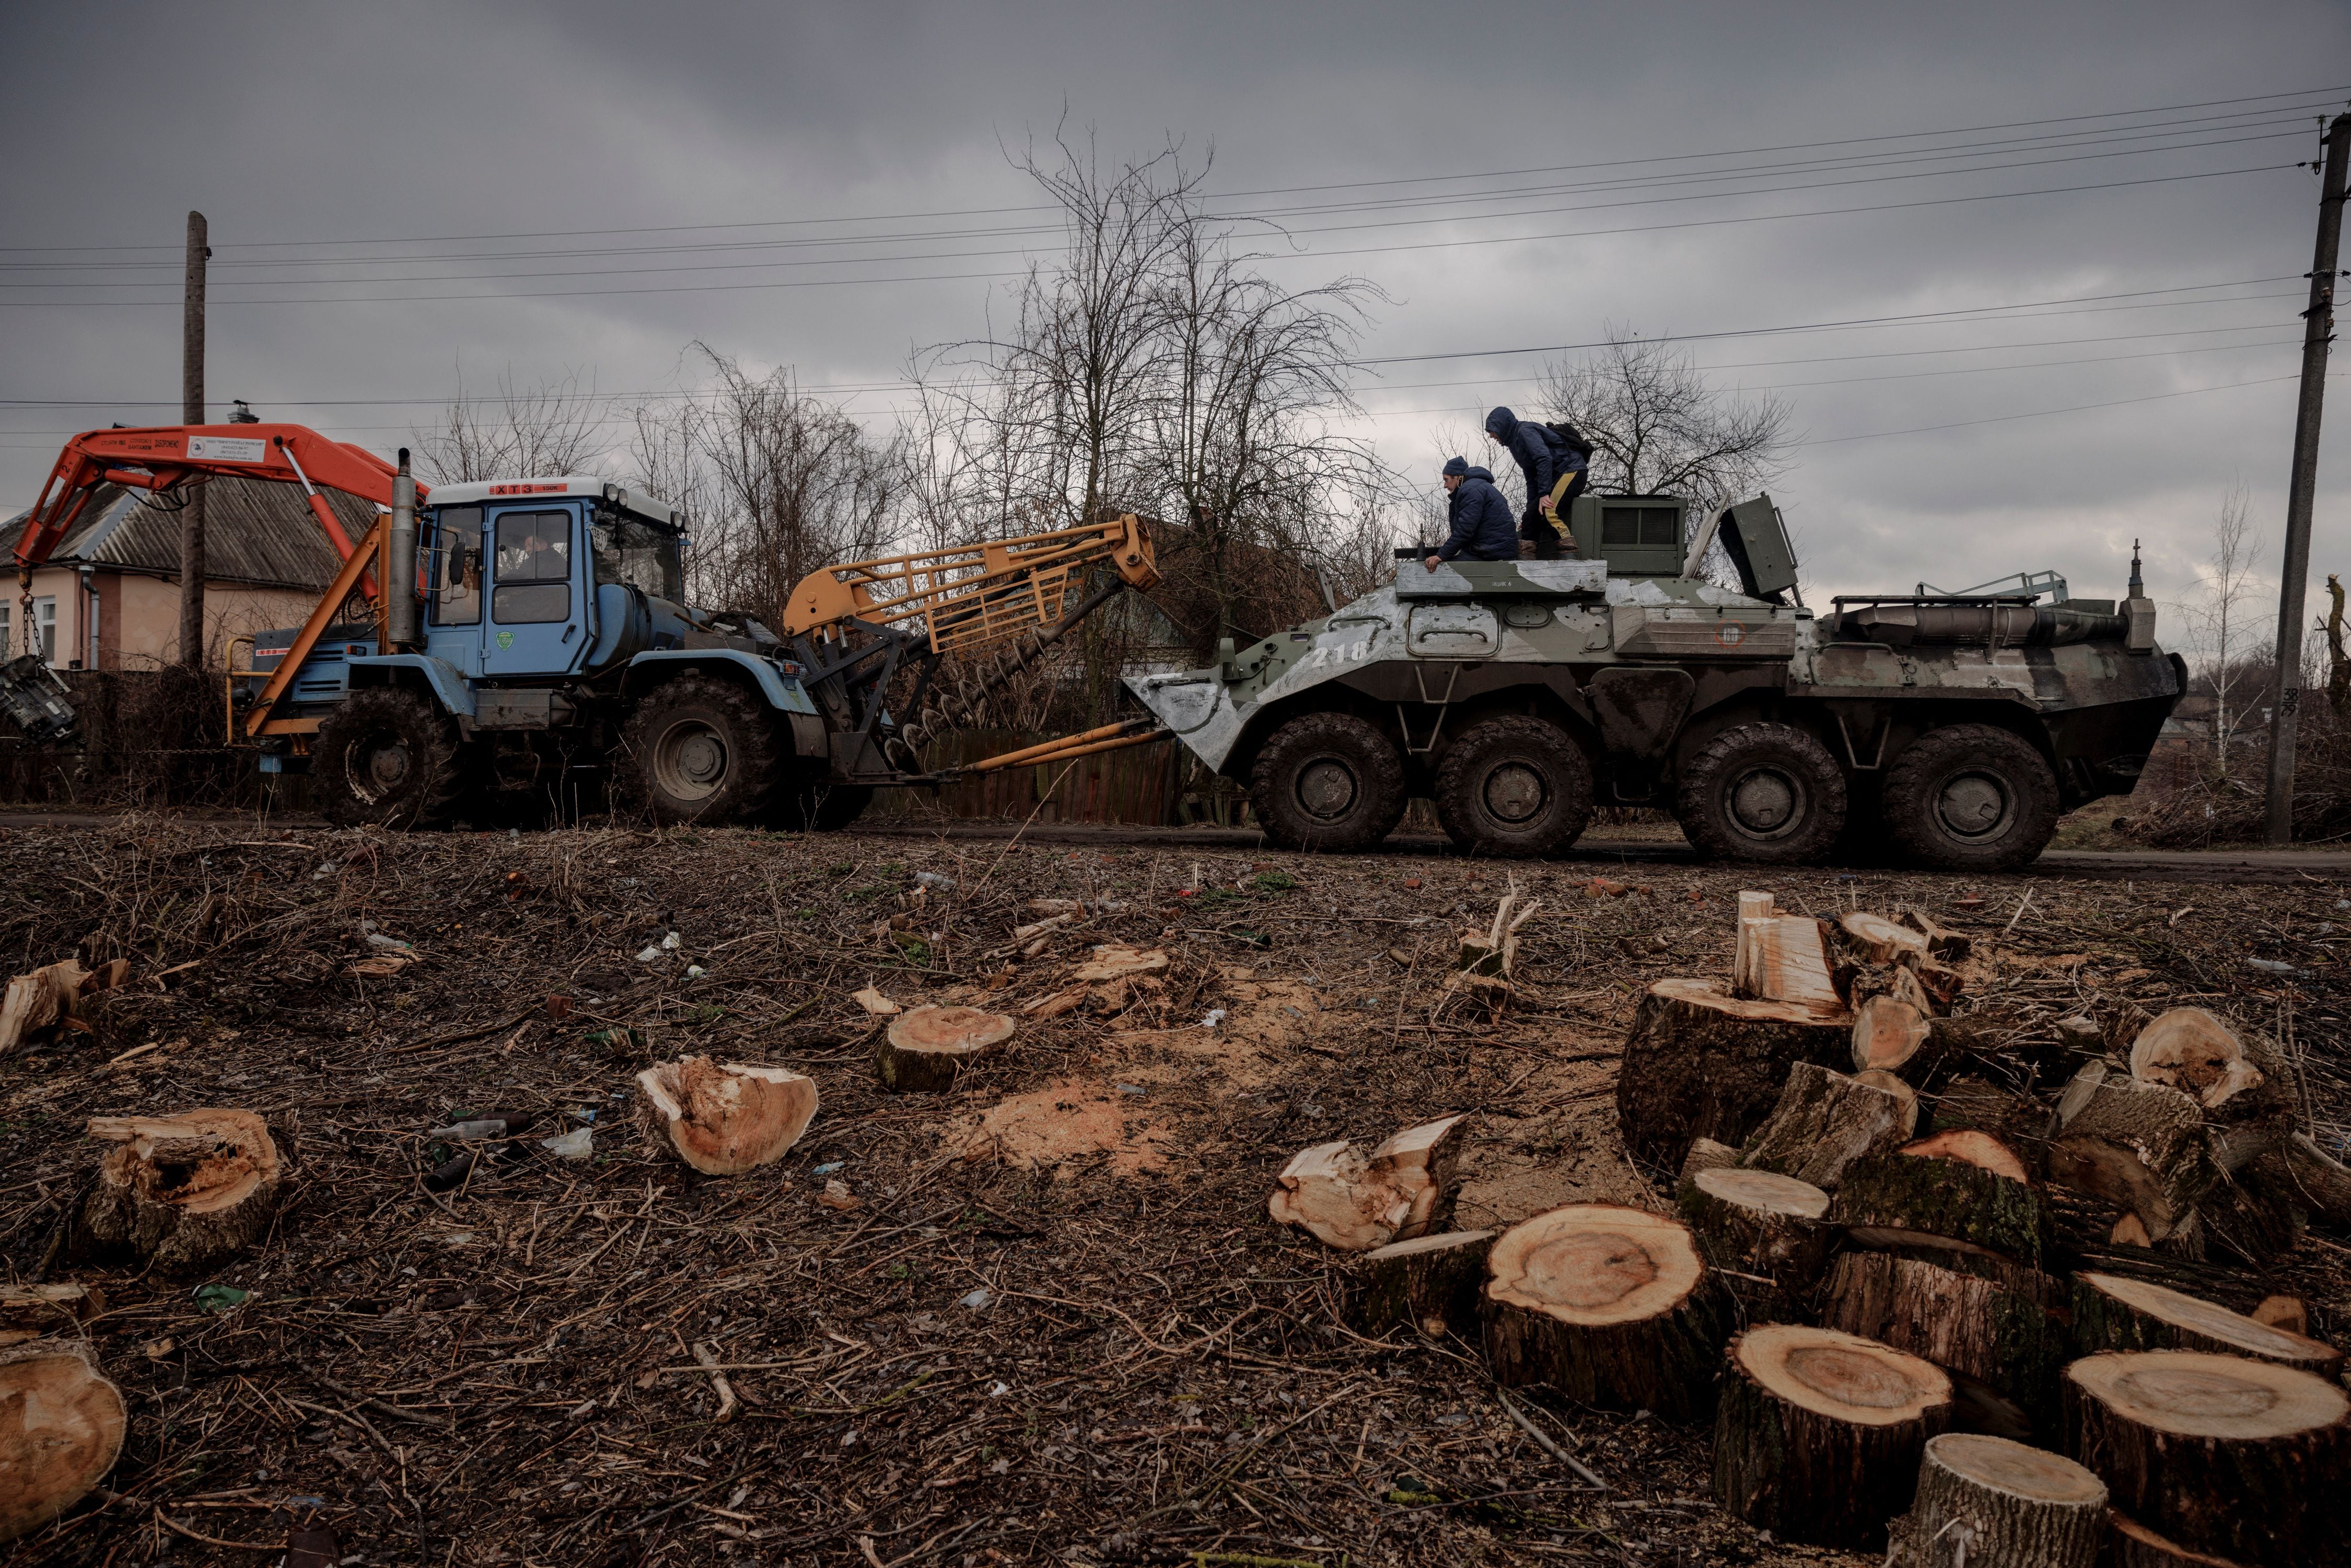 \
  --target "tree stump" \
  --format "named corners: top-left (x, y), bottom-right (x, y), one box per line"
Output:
top-left (874, 1005), bottom-right (1015, 1092)
top-left (1823, 1251), bottom-right (2064, 1433)
top-left (636, 1058), bottom-right (817, 1175)
top-left (1887, 1433), bottom-right (2106, 1568)
top-left (2128, 1008), bottom-right (2263, 1111)
top-left (1268, 1116), bottom-right (1467, 1251)
top-left (2063, 1351), bottom-right (2349, 1568)
top-left (1854, 996), bottom-right (1936, 1076)
top-left (2070, 1273), bottom-right (2344, 1377)
top-left (2049, 1077), bottom-right (2214, 1243)
top-left (1738, 1062), bottom-right (1910, 1190)
top-left (1834, 1146), bottom-right (2051, 1267)
top-left (1614, 979), bottom-right (1850, 1170)
top-left (1679, 1136), bottom-right (1739, 1185)
top-left (1840, 911), bottom-right (1930, 965)
top-left (1712, 1322), bottom-right (1953, 1548)
top-left (1677, 1166), bottom-right (1831, 1322)
top-left (1354, 1229), bottom-right (1495, 1337)
top-left (74, 1110), bottom-right (280, 1273)
top-left (1484, 1204), bottom-right (1727, 1421)
top-left (2107, 1511), bottom-right (2253, 1567)
top-left (0, 1339), bottom-right (124, 1543)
